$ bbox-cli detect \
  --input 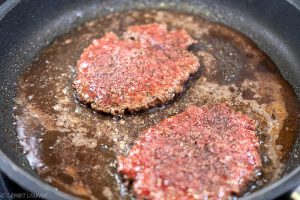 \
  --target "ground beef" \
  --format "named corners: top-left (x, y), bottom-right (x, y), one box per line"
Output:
top-left (73, 23), bottom-right (199, 115)
top-left (118, 104), bottom-right (262, 200)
